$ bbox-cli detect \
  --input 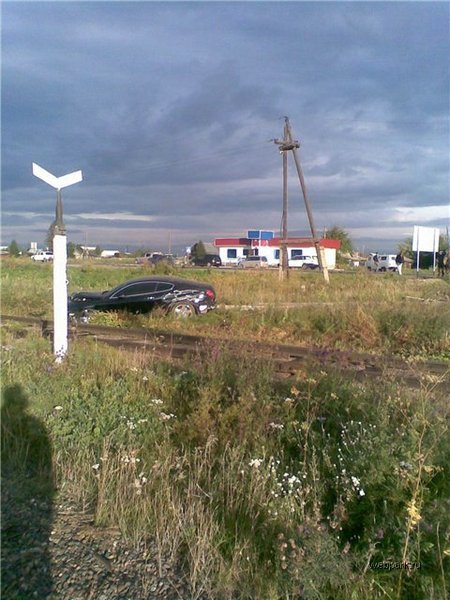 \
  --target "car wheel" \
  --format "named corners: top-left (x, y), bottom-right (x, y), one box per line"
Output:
top-left (78, 309), bottom-right (94, 324)
top-left (170, 301), bottom-right (196, 318)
